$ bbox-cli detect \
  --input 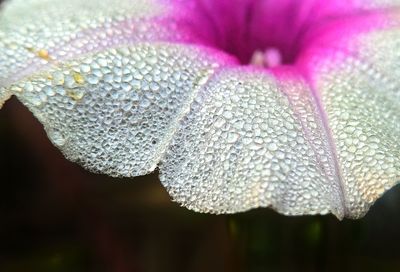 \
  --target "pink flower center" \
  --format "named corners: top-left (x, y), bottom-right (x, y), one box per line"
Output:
top-left (176, 0), bottom-right (361, 67)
